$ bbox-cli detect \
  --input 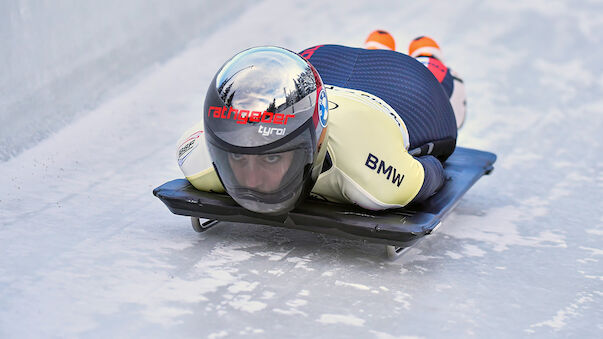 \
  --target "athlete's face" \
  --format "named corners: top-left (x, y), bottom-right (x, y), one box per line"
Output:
top-left (228, 151), bottom-right (295, 193)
